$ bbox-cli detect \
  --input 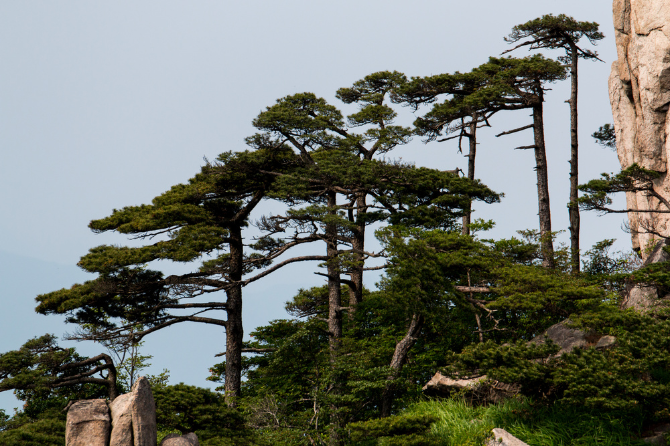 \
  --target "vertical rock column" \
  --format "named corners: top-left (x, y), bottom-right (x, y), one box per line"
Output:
top-left (610, 0), bottom-right (670, 256)
top-left (131, 376), bottom-right (157, 446)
